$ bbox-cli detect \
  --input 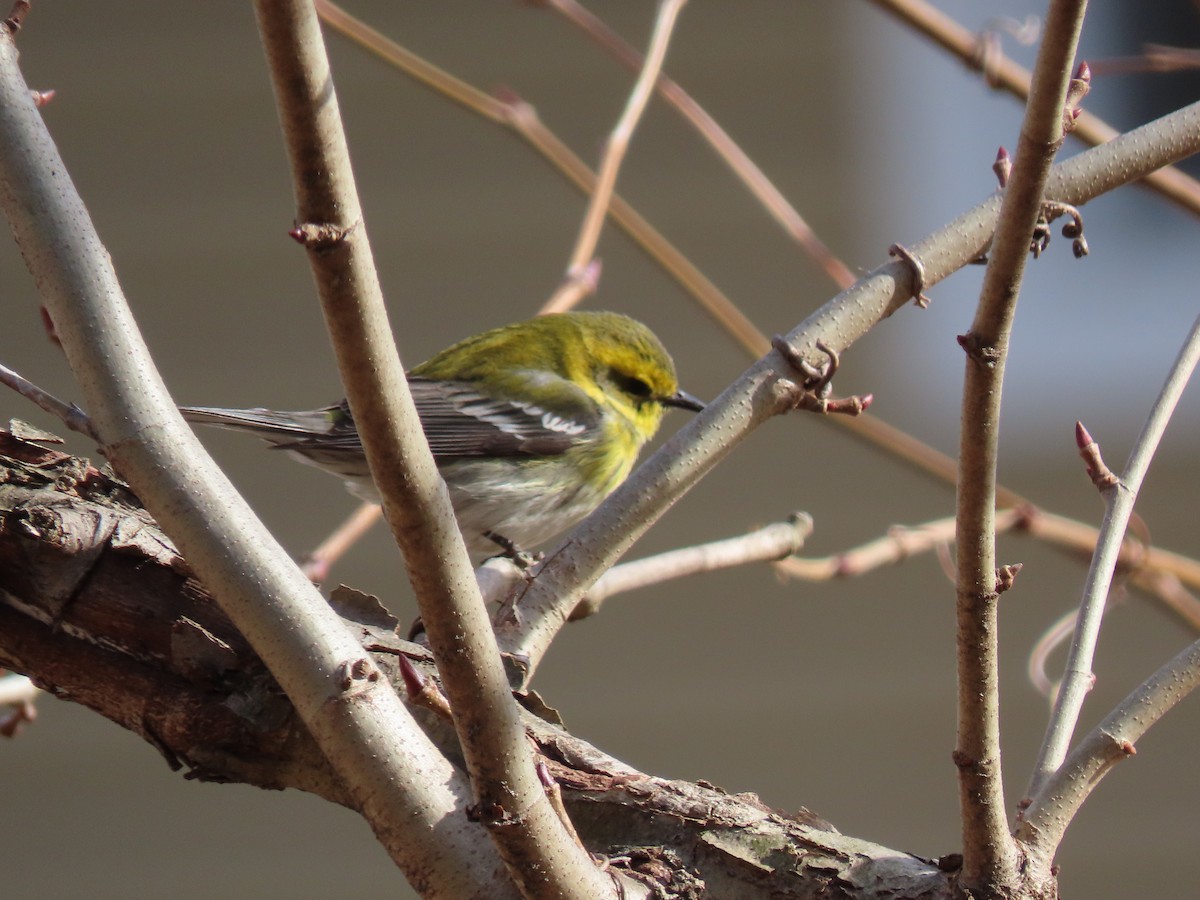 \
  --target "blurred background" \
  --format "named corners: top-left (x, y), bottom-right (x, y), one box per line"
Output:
top-left (2, 2), bottom-right (1199, 897)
